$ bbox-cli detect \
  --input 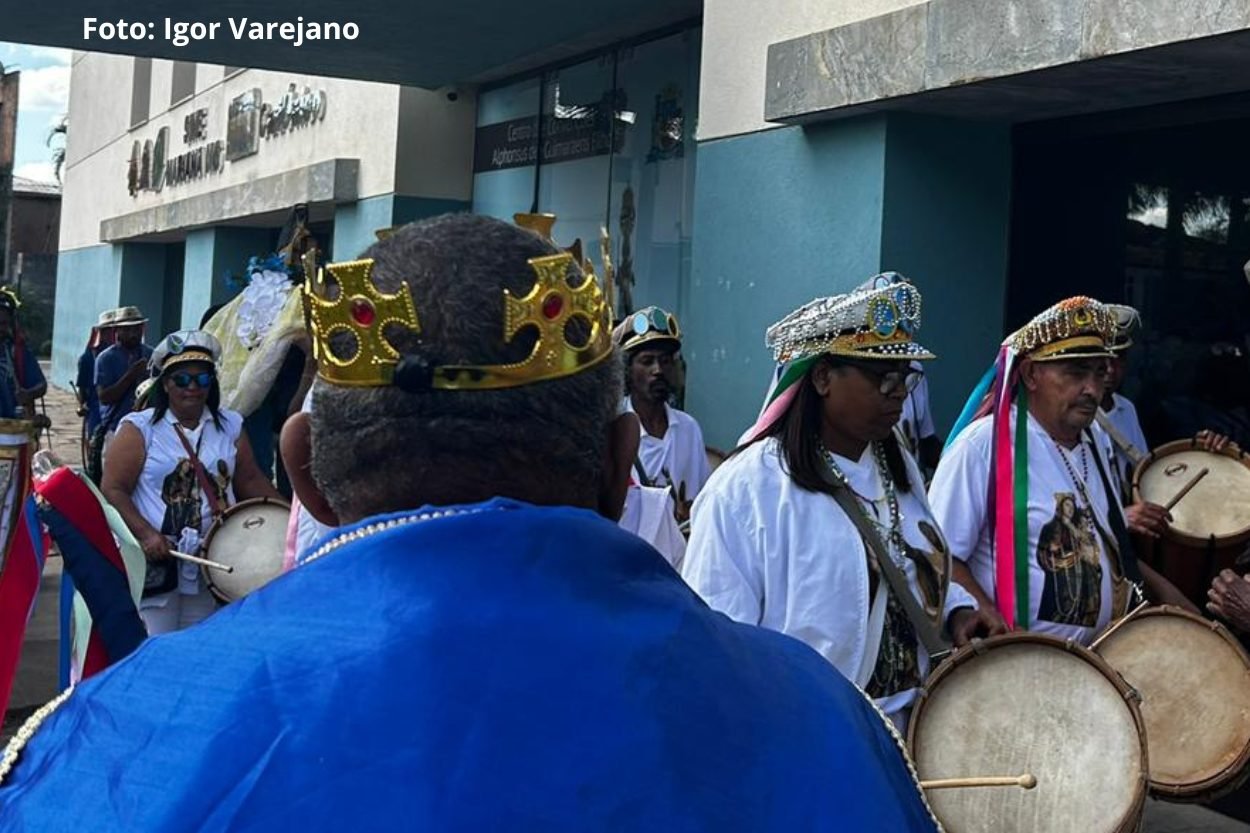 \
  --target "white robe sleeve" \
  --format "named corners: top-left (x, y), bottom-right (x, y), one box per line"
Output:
top-left (682, 486), bottom-right (764, 626)
top-left (943, 576), bottom-right (978, 619)
top-left (928, 430), bottom-right (991, 565)
top-left (686, 418), bottom-right (713, 499)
